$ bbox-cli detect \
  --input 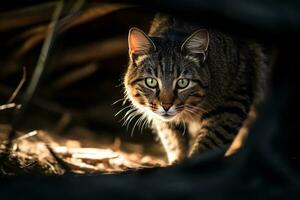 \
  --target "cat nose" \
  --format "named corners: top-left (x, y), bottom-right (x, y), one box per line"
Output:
top-left (161, 103), bottom-right (173, 111)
